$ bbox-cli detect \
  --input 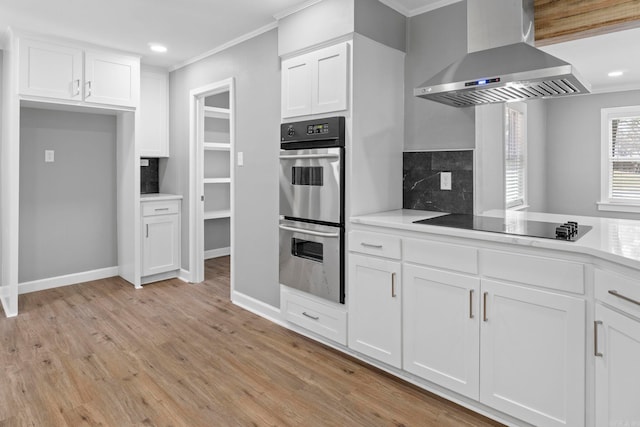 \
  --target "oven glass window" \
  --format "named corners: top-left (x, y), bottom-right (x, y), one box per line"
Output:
top-left (292, 166), bottom-right (323, 186)
top-left (291, 238), bottom-right (323, 262)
